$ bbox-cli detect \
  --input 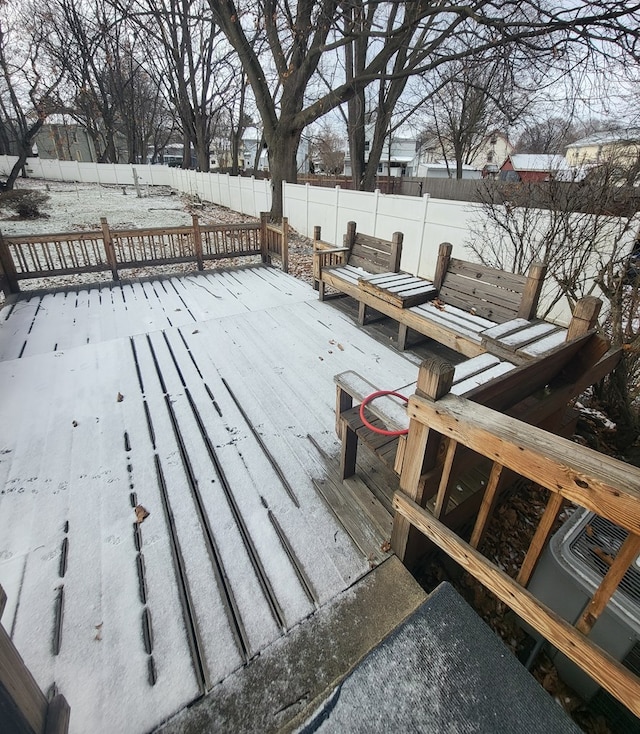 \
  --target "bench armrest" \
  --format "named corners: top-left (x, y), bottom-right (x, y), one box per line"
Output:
top-left (313, 246), bottom-right (348, 280)
top-left (334, 371), bottom-right (411, 433)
